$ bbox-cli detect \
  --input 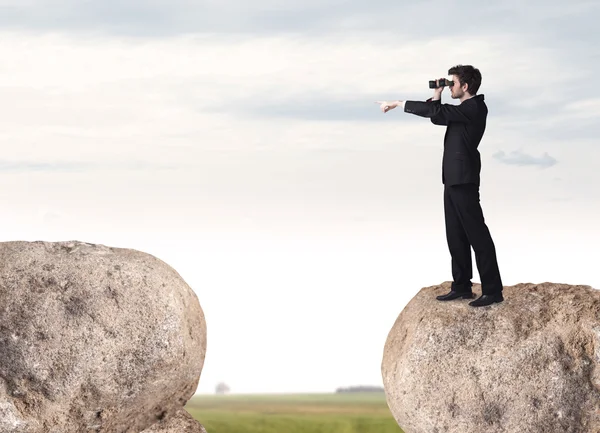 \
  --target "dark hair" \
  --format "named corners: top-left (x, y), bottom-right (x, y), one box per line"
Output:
top-left (448, 64), bottom-right (482, 95)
